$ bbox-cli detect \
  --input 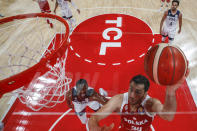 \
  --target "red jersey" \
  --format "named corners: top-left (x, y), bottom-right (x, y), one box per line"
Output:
top-left (38, 0), bottom-right (51, 13)
top-left (119, 93), bottom-right (155, 131)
